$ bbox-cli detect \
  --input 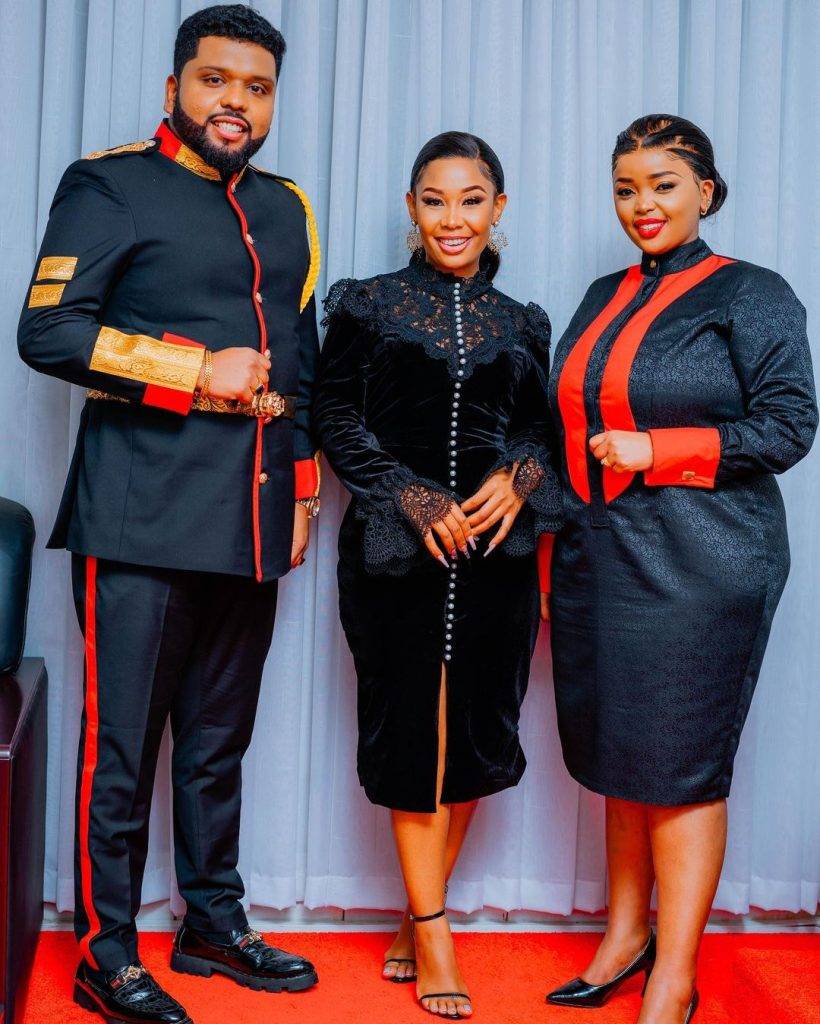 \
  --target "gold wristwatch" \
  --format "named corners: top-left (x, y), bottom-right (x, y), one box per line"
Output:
top-left (296, 497), bottom-right (320, 518)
